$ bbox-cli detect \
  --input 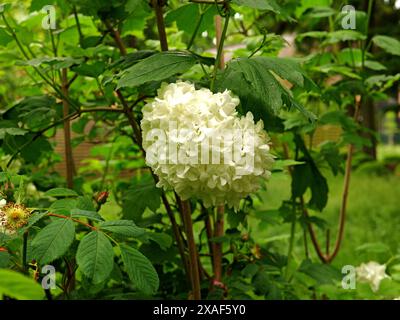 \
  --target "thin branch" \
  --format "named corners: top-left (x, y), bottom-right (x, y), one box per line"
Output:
top-left (213, 205), bottom-right (225, 283)
top-left (104, 20), bottom-right (127, 56)
top-left (300, 196), bottom-right (328, 263)
top-left (104, 7), bottom-right (192, 293)
top-left (1, 12), bottom-right (80, 112)
top-left (161, 194), bottom-right (190, 285)
top-left (48, 213), bottom-right (97, 231)
top-left (187, 8), bottom-right (205, 50)
top-left (6, 107), bottom-right (123, 168)
top-left (283, 142), bottom-right (328, 263)
top-left (152, 0), bottom-right (169, 51)
top-left (22, 231), bottom-right (29, 275)
top-left (202, 204), bottom-right (214, 268)
top-left (67, 73), bottom-right (79, 88)
top-left (326, 95), bottom-right (362, 263)
top-left (73, 6), bottom-right (83, 41)
top-left (299, 95), bottom-right (362, 264)
top-left (116, 89), bottom-right (143, 147)
top-left (182, 200), bottom-right (201, 300)
top-left (61, 68), bottom-right (75, 189)
top-left (210, 13), bottom-right (230, 91)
